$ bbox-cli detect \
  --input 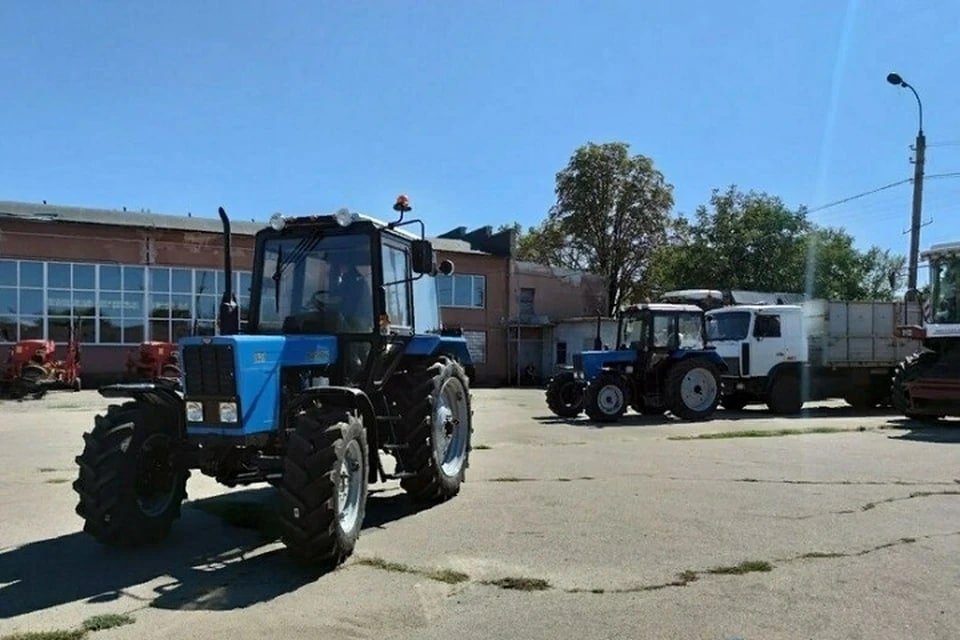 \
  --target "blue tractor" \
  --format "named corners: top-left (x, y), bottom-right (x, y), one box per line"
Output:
top-left (545, 304), bottom-right (725, 422)
top-left (73, 196), bottom-right (474, 567)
